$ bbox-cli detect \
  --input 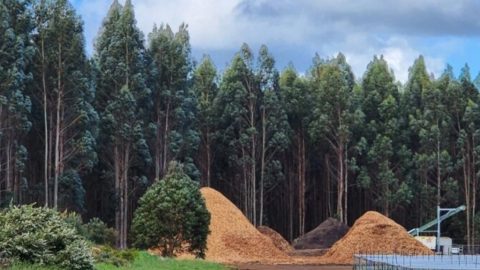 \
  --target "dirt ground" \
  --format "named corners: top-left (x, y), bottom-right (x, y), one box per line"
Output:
top-left (235, 264), bottom-right (352, 270)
